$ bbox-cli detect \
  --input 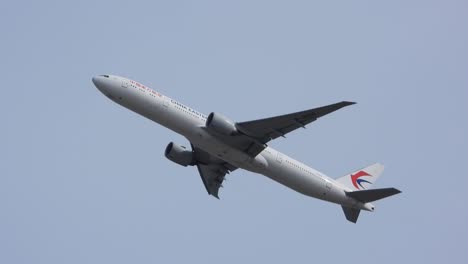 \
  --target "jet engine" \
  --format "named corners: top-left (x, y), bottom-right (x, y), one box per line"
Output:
top-left (206, 112), bottom-right (237, 136)
top-left (164, 142), bottom-right (195, 167)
